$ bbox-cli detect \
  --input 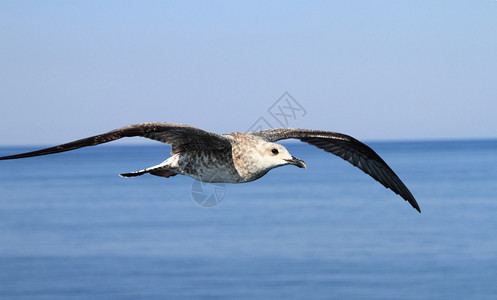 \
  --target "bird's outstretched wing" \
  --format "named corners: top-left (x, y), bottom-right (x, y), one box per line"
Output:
top-left (0, 122), bottom-right (232, 160)
top-left (252, 128), bottom-right (420, 212)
